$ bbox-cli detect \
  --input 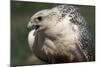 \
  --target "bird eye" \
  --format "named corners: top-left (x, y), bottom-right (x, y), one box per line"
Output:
top-left (35, 16), bottom-right (42, 22)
